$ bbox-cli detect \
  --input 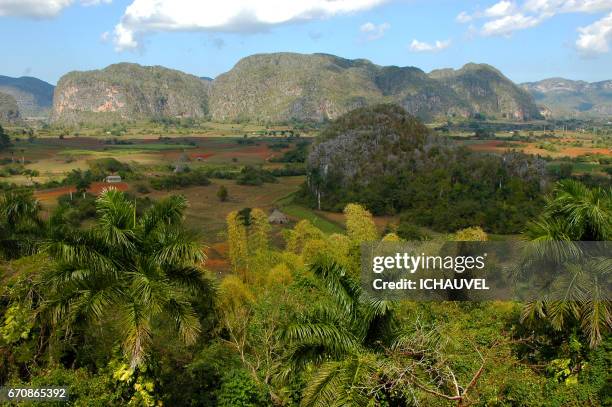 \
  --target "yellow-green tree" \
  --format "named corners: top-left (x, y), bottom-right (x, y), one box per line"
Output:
top-left (381, 232), bottom-right (401, 242)
top-left (265, 263), bottom-right (293, 287)
top-left (344, 203), bottom-right (378, 244)
top-left (286, 220), bottom-right (324, 254)
top-left (227, 211), bottom-right (248, 279)
top-left (452, 226), bottom-right (488, 241)
top-left (249, 208), bottom-right (270, 254)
